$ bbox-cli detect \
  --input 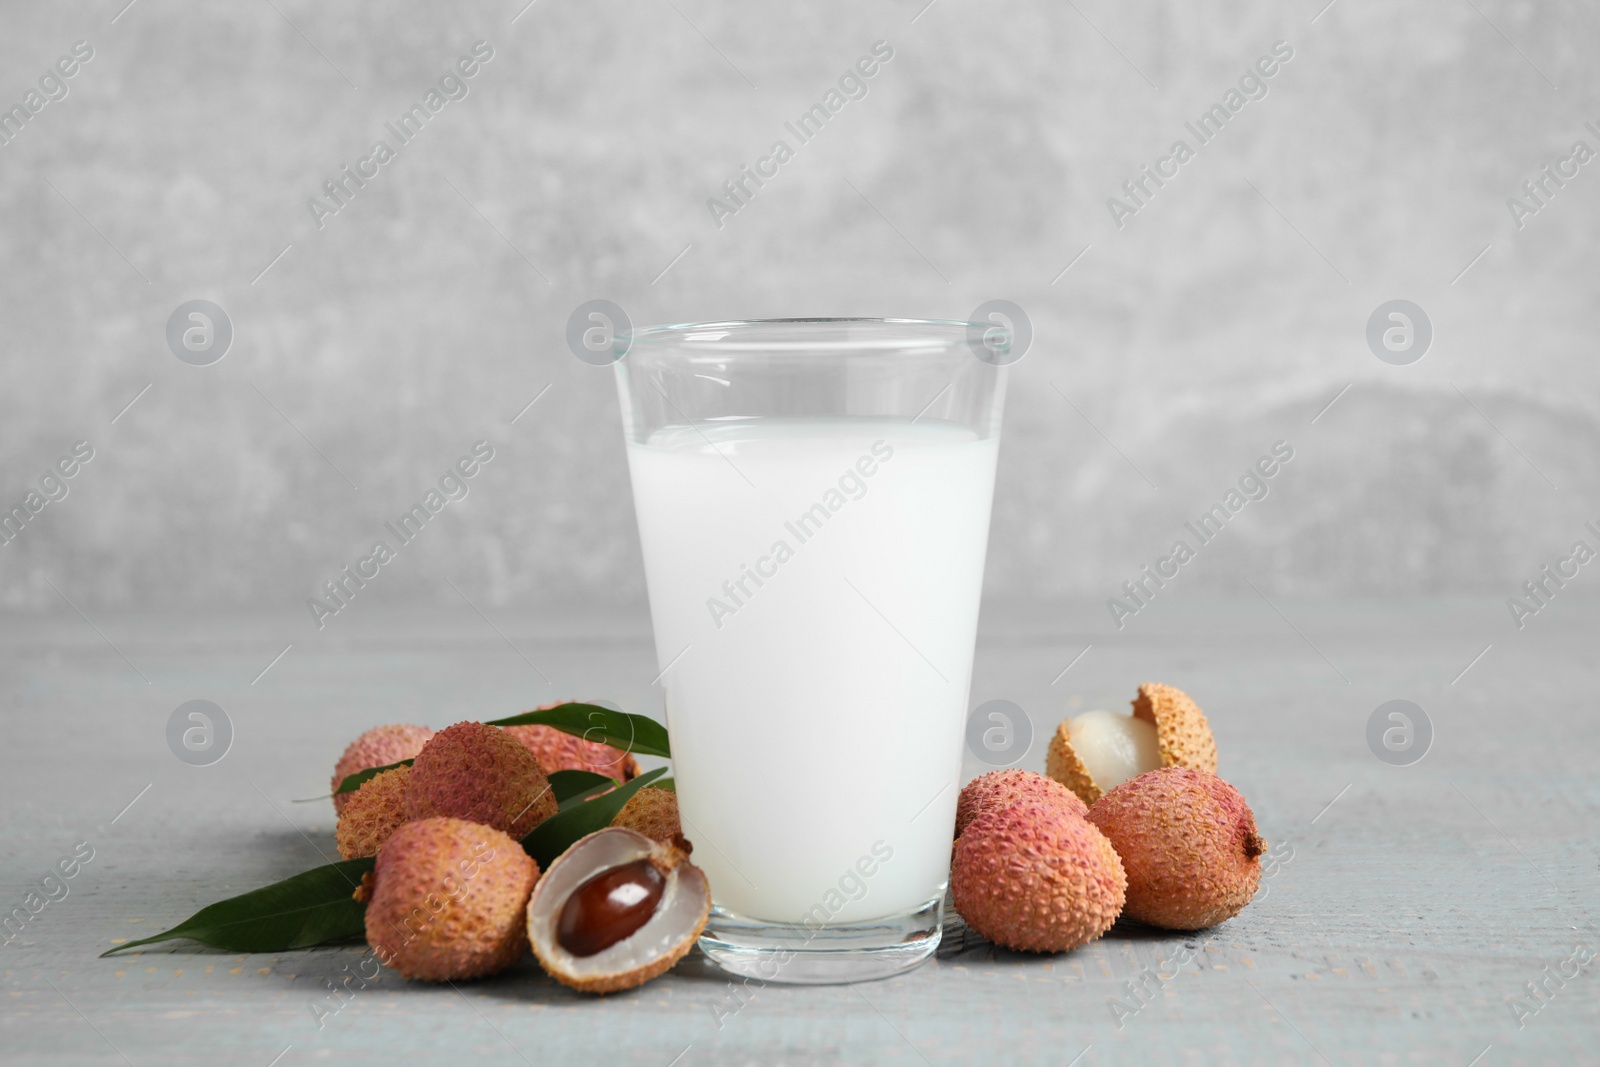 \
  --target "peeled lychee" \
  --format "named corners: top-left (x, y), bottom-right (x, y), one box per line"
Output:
top-left (526, 827), bottom-right (710, 993)
top-left (503, 718), bottom-right (640, 782)
top-left (364, 817), bottom-right (539, 981)
top-left (405, 721), bottom-right (558, 839)
top-left (951, 801), bottom-right (1125, 953)
top-left (610, 787), bottom-right (684, 848)
top-left (955, 769), bottom-right (1086, 838)
top-left (1086, 767), bottom-right (1264, 931)
top-left (1047, 682), bottom-right (1217, 804)
top-left (336, 765), bottom-right (411, 860)
top-left (331, 724), bottom-right (433, 813)
top-left (1065, 709), bottom-right (1159, 791)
